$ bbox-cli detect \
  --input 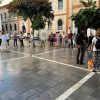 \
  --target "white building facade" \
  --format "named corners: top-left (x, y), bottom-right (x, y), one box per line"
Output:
top-left (0, 0), bottom-right (99, 35)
